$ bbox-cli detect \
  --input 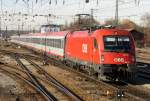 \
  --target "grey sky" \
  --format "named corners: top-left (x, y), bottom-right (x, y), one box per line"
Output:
top-left (0, 0), bottom-right (150, 30)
